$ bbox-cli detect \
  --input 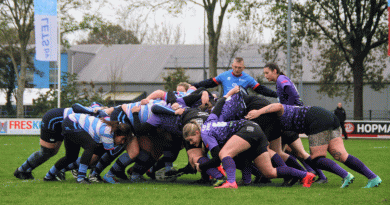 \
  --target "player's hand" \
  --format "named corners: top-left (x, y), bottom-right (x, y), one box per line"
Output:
top-left (140, 99), bottom-right (149, 105)
top-left (201, 91), bottom-right (209, 105)
top-left (171, 103), bottom-right (181, 110)
top-left (175, 108), bottom-right (185, 115)
top-left (245, 110), bottom-right (261, 120)
top-left (131, 105), bottom-right (141, 113)
top-left (225, 86), bottom-right (240, 98)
